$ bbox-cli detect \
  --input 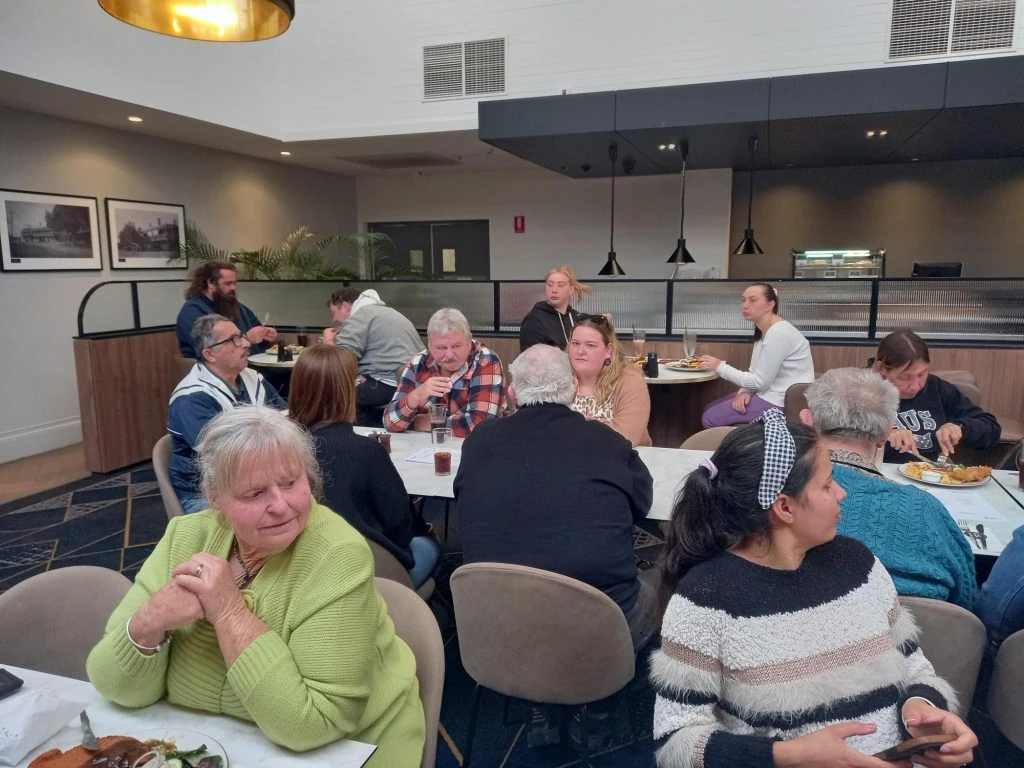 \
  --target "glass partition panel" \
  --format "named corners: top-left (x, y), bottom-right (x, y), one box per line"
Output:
top-left (499, 282), bottom-right (544, 331)
top-left (348, 281), bottom-right (495, 331)
top-left (575, 280), bottom-right (668, 335)
top-left (237, 282), bottom-right (337, 330)
top-left (137, 280), bottom-right (188, 329)
top-left (80, 282), bottom-right (135, 335)
top-left (877, 280), bottom-right (1024, 342)
top-left (673, 280), bottom-right (873, 338)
